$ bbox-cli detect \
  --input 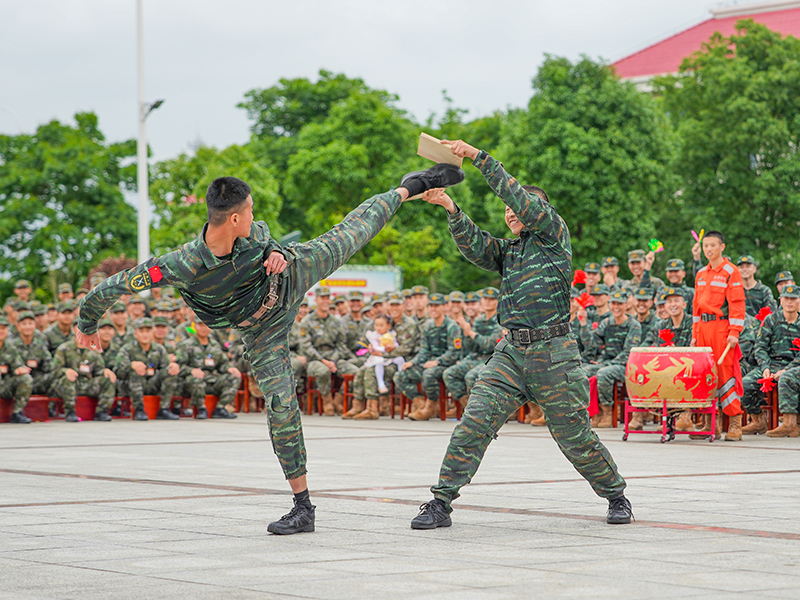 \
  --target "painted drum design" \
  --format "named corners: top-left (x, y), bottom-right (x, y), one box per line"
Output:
top-left (626, 346), bottom-right (718, 408)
